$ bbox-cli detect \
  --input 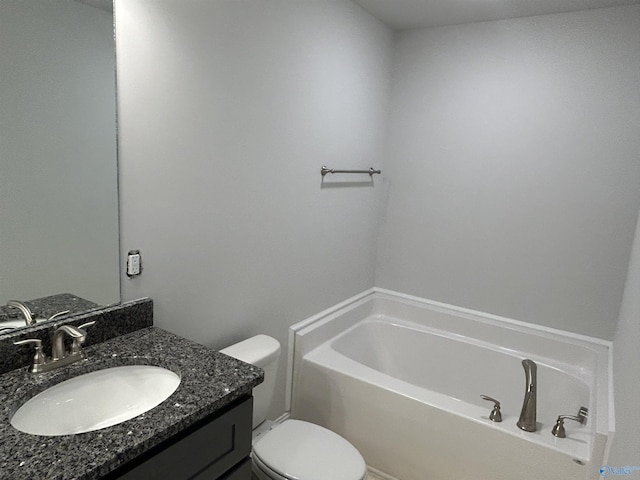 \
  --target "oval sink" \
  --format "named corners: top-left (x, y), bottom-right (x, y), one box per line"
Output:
top-left (11, 365), bottom-right (180, 436)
